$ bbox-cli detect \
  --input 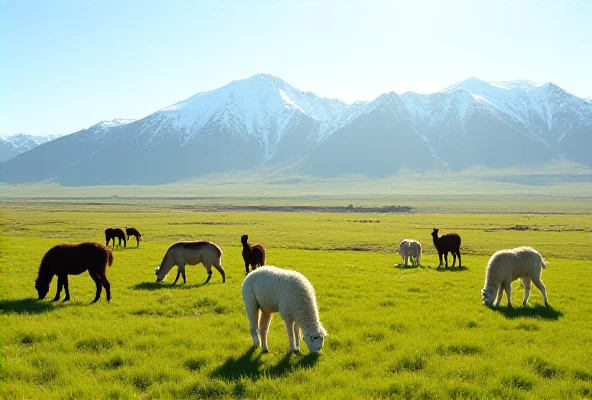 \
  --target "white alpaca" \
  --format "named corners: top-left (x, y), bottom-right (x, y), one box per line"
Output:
top-left (408, 240), bottom-right (422, 267)
top-left (155, 241), bottom-right (225, 284)
top-left (241, 266), bottom-right (328, 354)
top-left (481, 246), bottom-right (549, 308)
top-left (396, 239), bottom-right (421, 267)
